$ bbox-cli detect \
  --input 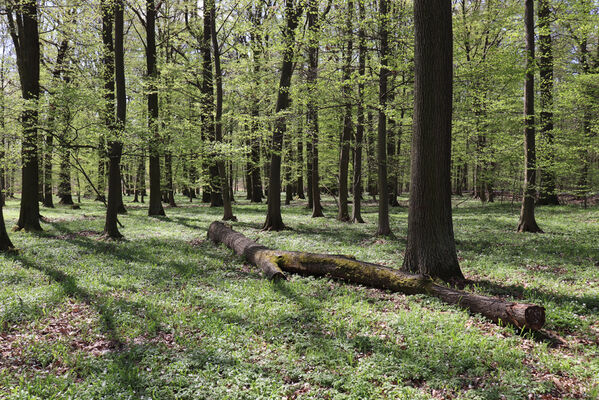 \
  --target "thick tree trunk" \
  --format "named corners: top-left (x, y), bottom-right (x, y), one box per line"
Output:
top-left (208, 221), bottom-right (546, 331)
top-left (263, 0), bottom-right (302, 230)
top-left (376, 0), bottom-right (391, 236)
top-left (201, 0), bottom-right (223, 209)
top-left (104, 0), bottom-right (125, 239)
top-left (147, 0), bottom-right (165, 216)
top-left (8, 0), bottom-right (42, 231)
top-left (402, 0), bottom-right (464, 282)
top-left (518, 0), bottom-right (542, 233)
